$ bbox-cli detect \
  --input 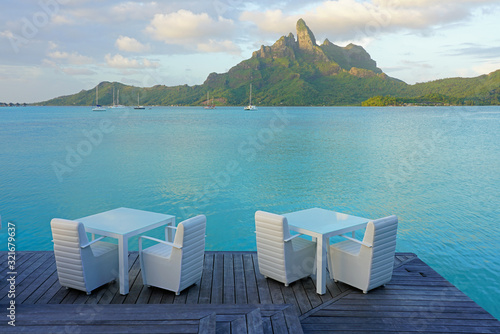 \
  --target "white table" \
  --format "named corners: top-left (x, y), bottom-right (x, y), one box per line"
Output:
top-left (284, 208), bottom-right (369, 295)
top-left (77, 207), bottom-right (175, 295)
